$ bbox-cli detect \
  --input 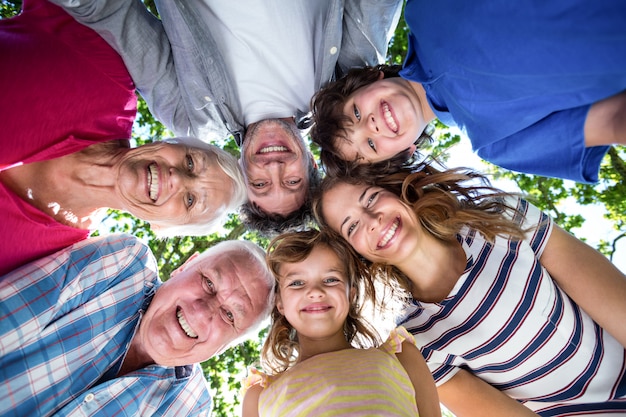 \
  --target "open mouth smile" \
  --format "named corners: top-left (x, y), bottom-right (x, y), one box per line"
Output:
top-left (176, 307), bottom-right (198, 339)
top-left (301, 303), bottom-right (332, 313)
top-left (258, 145), bottom-right (289, 154)
top-left (148, 163), bottom-right (160, 202)
top-left (378, 217), bottom-right (400, 249)
top-left (381, 101), bottom-right (399, 133)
